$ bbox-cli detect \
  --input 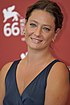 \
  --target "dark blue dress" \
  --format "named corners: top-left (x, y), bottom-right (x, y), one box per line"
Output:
top-left (3, 59), bottom-right (59, 105)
